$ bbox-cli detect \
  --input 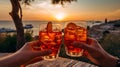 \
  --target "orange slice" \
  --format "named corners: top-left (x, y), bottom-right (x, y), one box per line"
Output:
top-left (47, 21), bottom-right (52, 32)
